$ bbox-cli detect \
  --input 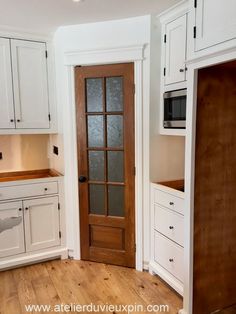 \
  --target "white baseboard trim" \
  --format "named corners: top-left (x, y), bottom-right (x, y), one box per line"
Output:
top-left (0, 248), bottom-right (68, 270)
top-left (143, 261), bottom-right (149, 271)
